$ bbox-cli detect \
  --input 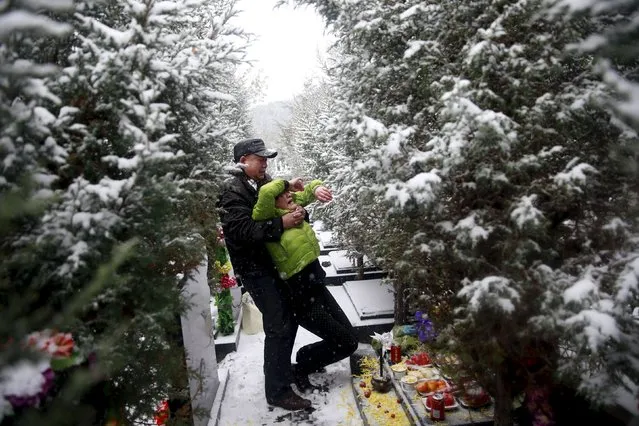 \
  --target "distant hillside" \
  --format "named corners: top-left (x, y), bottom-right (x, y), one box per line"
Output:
top-left (250, 101), bottom-right (292, 148)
